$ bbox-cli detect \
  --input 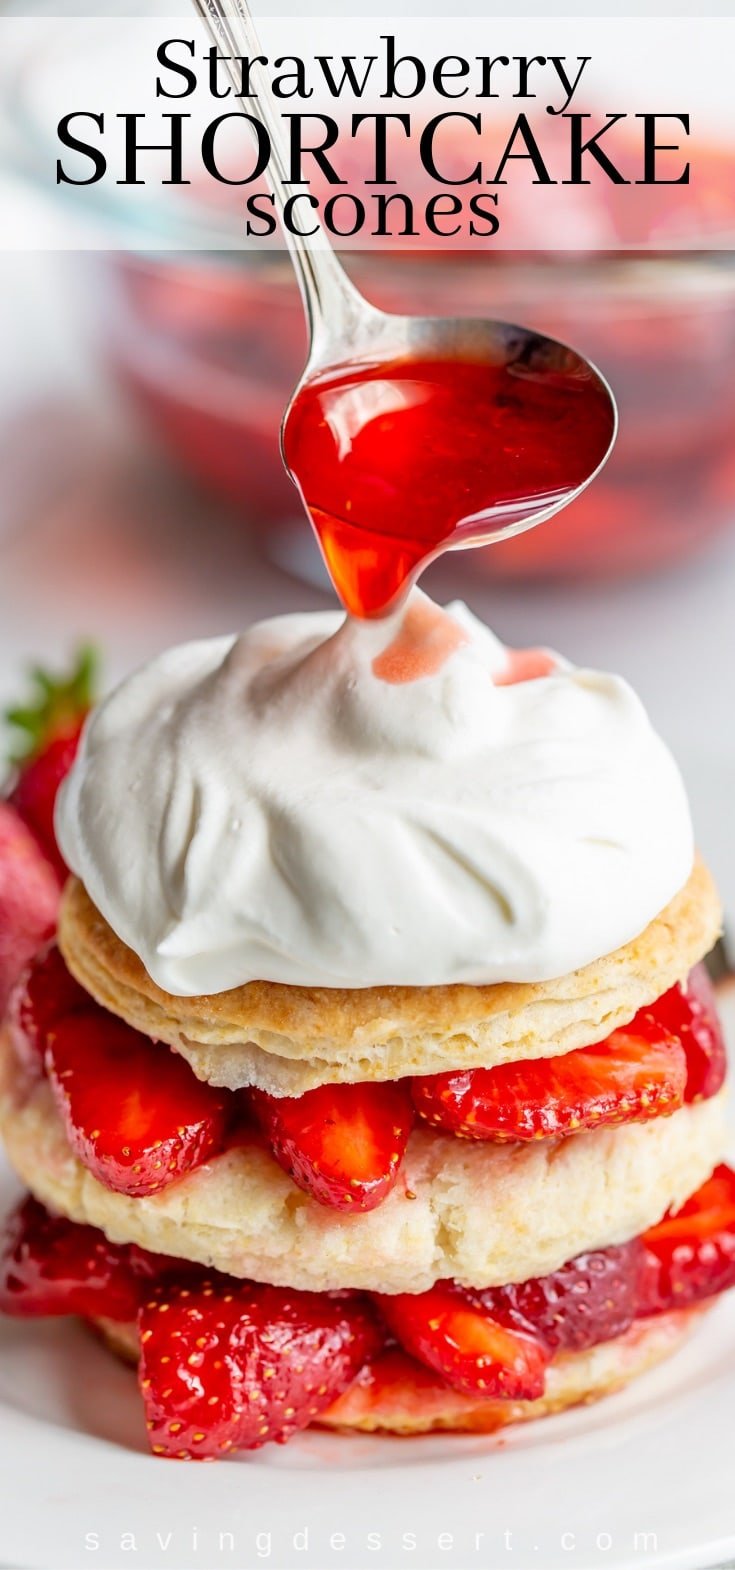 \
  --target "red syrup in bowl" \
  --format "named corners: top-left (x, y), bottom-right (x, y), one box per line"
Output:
top-left (282, 349), bottom-right (615, 618)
